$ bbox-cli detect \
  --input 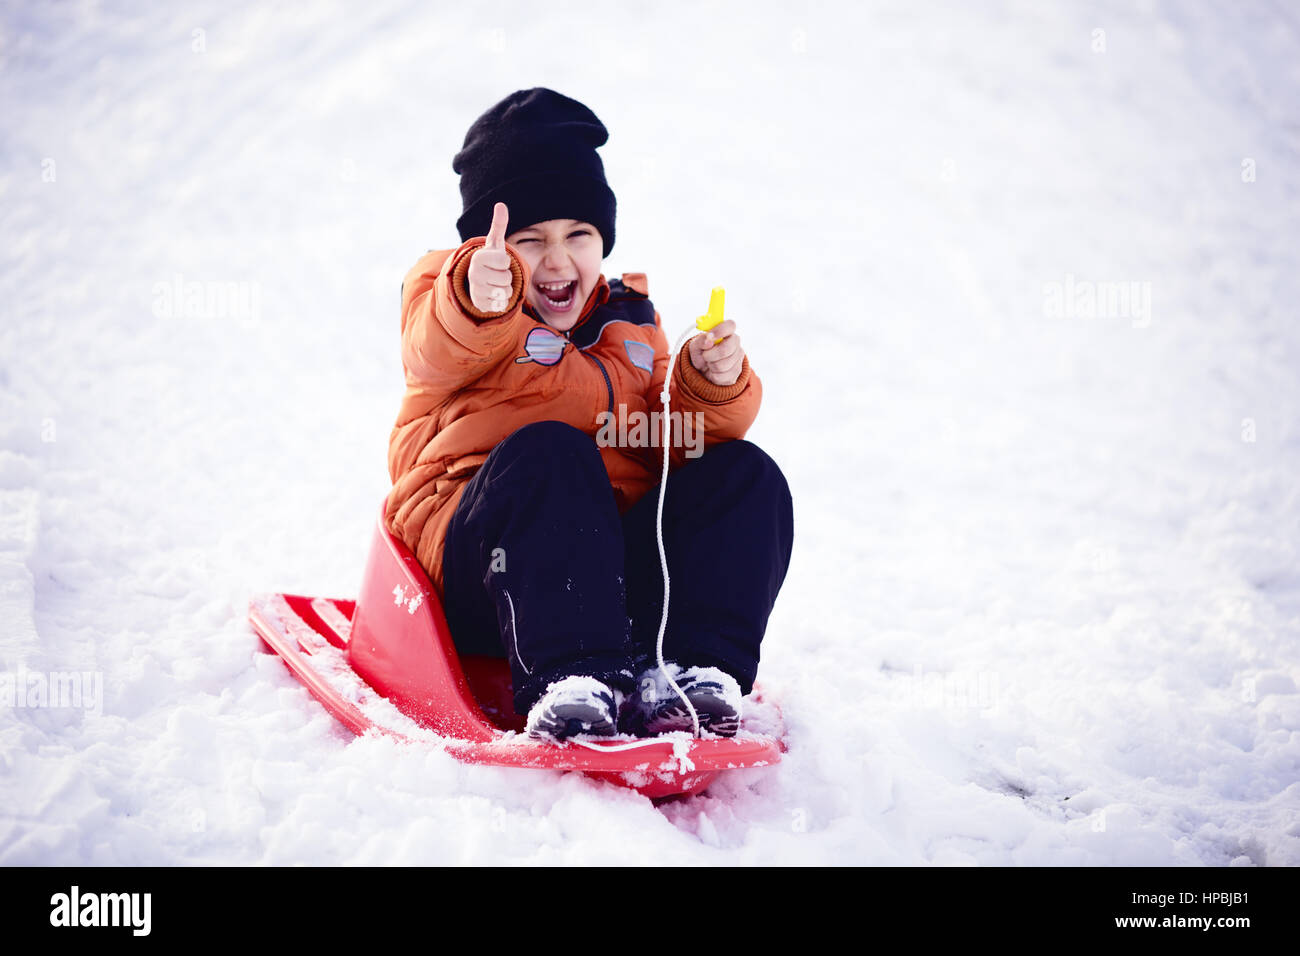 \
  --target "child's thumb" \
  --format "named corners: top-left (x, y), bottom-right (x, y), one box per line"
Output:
top-left (485, 202), bottom-right (509, 248)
